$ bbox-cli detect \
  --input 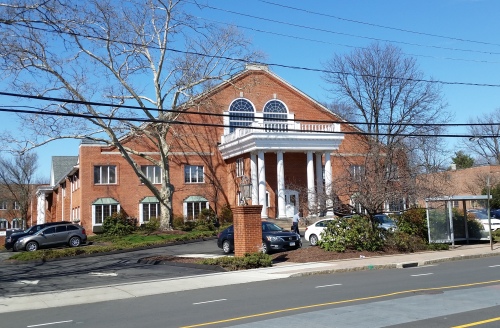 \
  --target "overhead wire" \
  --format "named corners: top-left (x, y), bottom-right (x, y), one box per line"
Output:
top-left (190, 1), bottom-right (500, 56)
top-left (257, 0), bottom-right (500, 47)
top-left (0, 91), bottom-right (498, 139)
top-left (196, 16), bottom-right (500, 65)
top-left (2, 21), bottom-right (500, 88)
